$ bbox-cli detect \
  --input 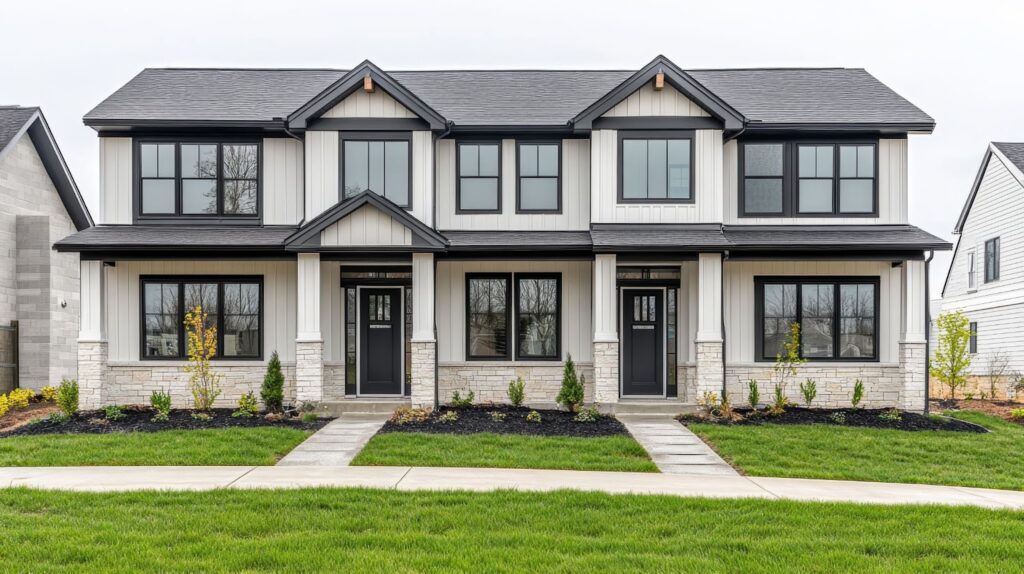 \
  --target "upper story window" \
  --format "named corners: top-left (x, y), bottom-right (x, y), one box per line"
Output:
top-left (341, 135), bottom-right (411, 208)
top-left (457, 142), bottom-right (501, 213)
top-left (138, 141), bottom-right (260, 218)
top-left (740, 141), bottom-right (877, 217)
top-left (984, 237), bottom-right (1000, 282)
top-left (967, 251), bottom-right (977, 290)
top-left (619, 131), bottom-right (693, 203)
top-left (517, 143), bottom-right (561, 213)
